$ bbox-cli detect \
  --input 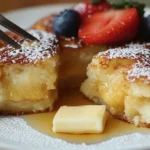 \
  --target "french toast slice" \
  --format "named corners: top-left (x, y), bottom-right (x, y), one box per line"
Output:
top-left (81, 43), bottom-right (150, 127)
top-left (0, 30), bottom-right (59, 115)
top-left (32, 14), bottom-right (107, 88)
